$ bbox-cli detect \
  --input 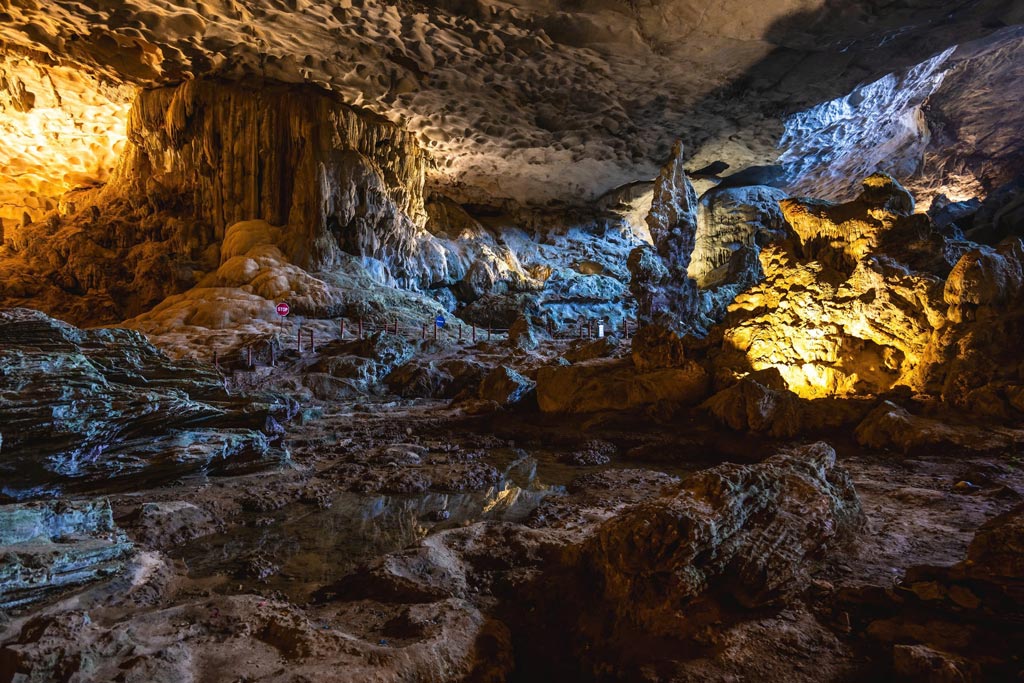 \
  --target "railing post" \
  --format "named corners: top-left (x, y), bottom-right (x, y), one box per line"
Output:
top-left (247, 346), bottom-right (253, 368)
top-left (459, 324), bottom-right (463, 342)
top-left (358, 318), bottom-right (363, 339)
top-left (297, 327), bottom-right (302, 353)
top-left (472, 325), bottom-right (476, 343)
top-left (308, 329), bottom-right (315, 353)
top-left (434, 321), bottom-right (438, 342)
